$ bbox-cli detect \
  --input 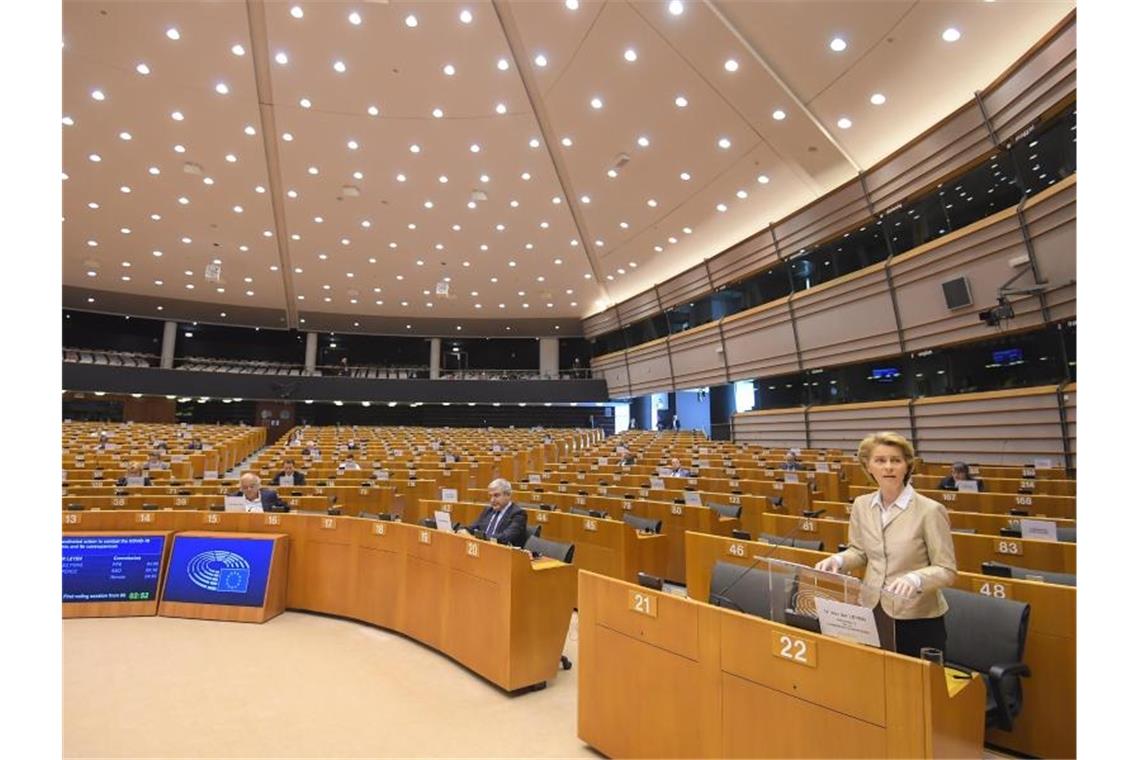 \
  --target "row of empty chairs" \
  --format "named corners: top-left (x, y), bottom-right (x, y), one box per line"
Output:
top-left (63, 348), bottom-right (153, 367)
